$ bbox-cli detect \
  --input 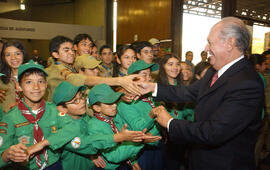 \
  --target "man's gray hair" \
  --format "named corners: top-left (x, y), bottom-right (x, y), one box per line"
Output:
top-left (219, 17), bottom-right (250, 53)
